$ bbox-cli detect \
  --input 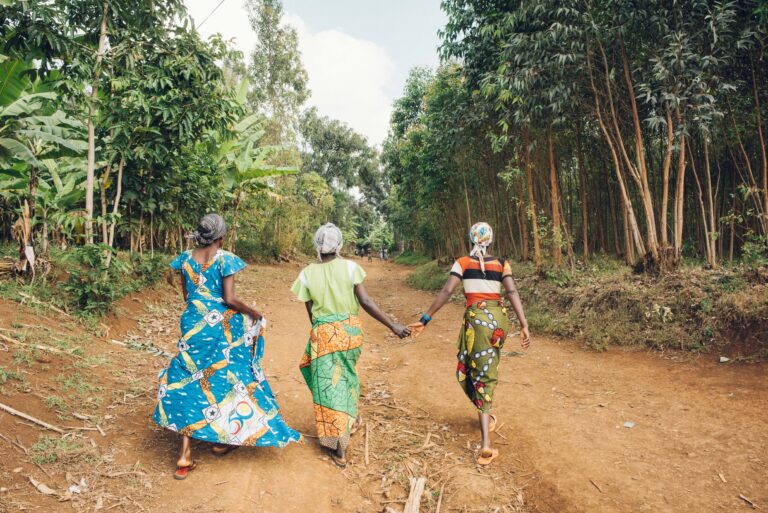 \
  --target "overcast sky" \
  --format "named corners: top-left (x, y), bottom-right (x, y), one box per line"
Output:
top-left (183, 0), bottom-right (446, 146)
